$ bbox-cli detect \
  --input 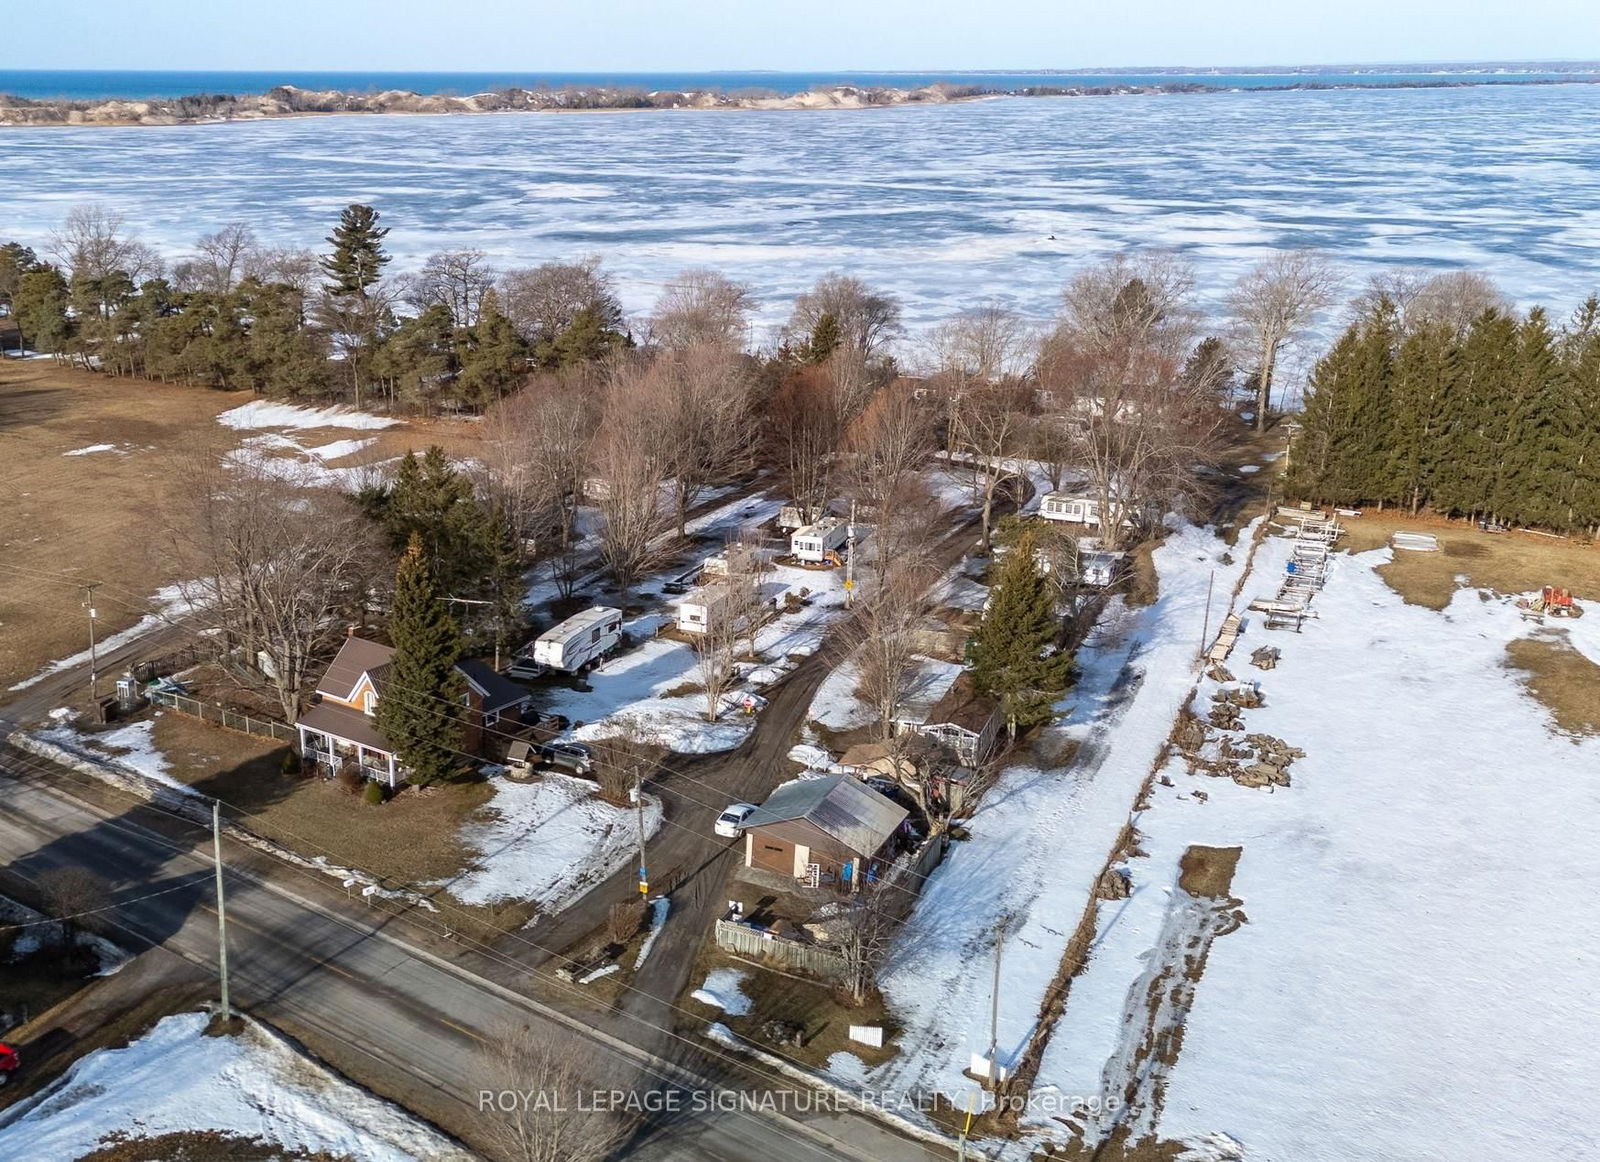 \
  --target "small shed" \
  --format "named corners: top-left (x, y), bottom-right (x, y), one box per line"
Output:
top-left (743, 774), bottom-right (908, 888)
